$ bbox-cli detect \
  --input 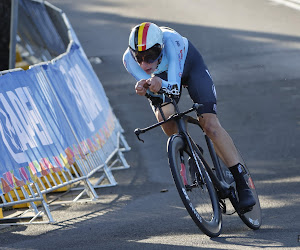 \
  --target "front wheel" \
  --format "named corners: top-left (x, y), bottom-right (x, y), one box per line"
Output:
top-left (167, 135), bottom-right (222, 237)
